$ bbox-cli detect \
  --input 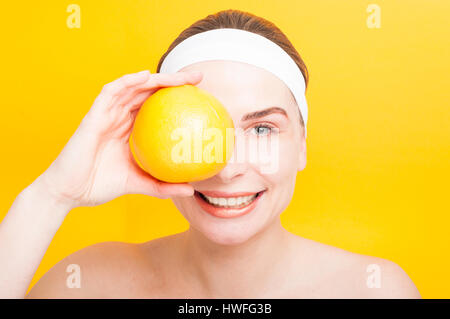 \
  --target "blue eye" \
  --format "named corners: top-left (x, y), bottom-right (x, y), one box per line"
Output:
top-left (251, 125), bottom-right (272, 136)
